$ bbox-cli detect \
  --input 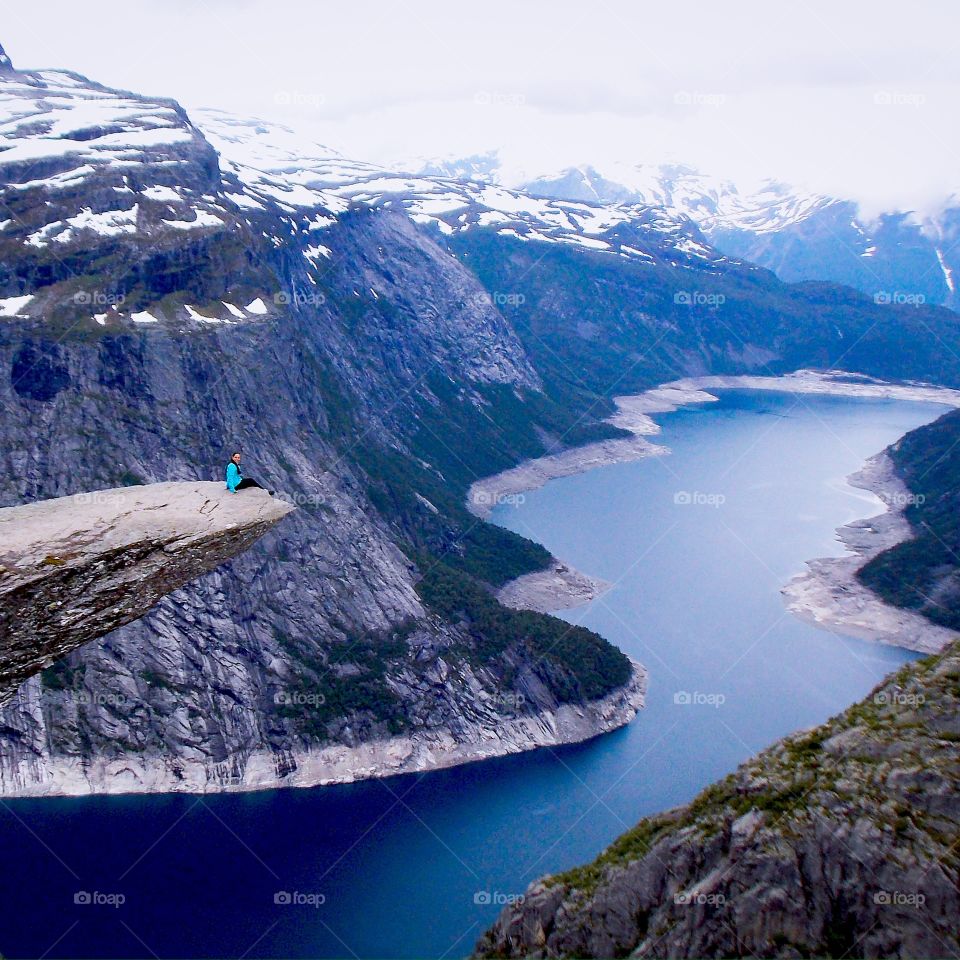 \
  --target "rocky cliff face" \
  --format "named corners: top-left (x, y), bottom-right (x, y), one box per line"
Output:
top-left (5, 42), bottom-right (960, 803)
top-left (0, 50), bottom-right (644, 797)
top-left (0, 482), bottom-right (293, 701)
top-left (477, 640), bottom-right (960, 959)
